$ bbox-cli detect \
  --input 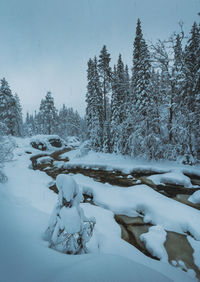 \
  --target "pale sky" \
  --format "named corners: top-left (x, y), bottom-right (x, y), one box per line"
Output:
top-left (0, 0), bottom-right (199, 117)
